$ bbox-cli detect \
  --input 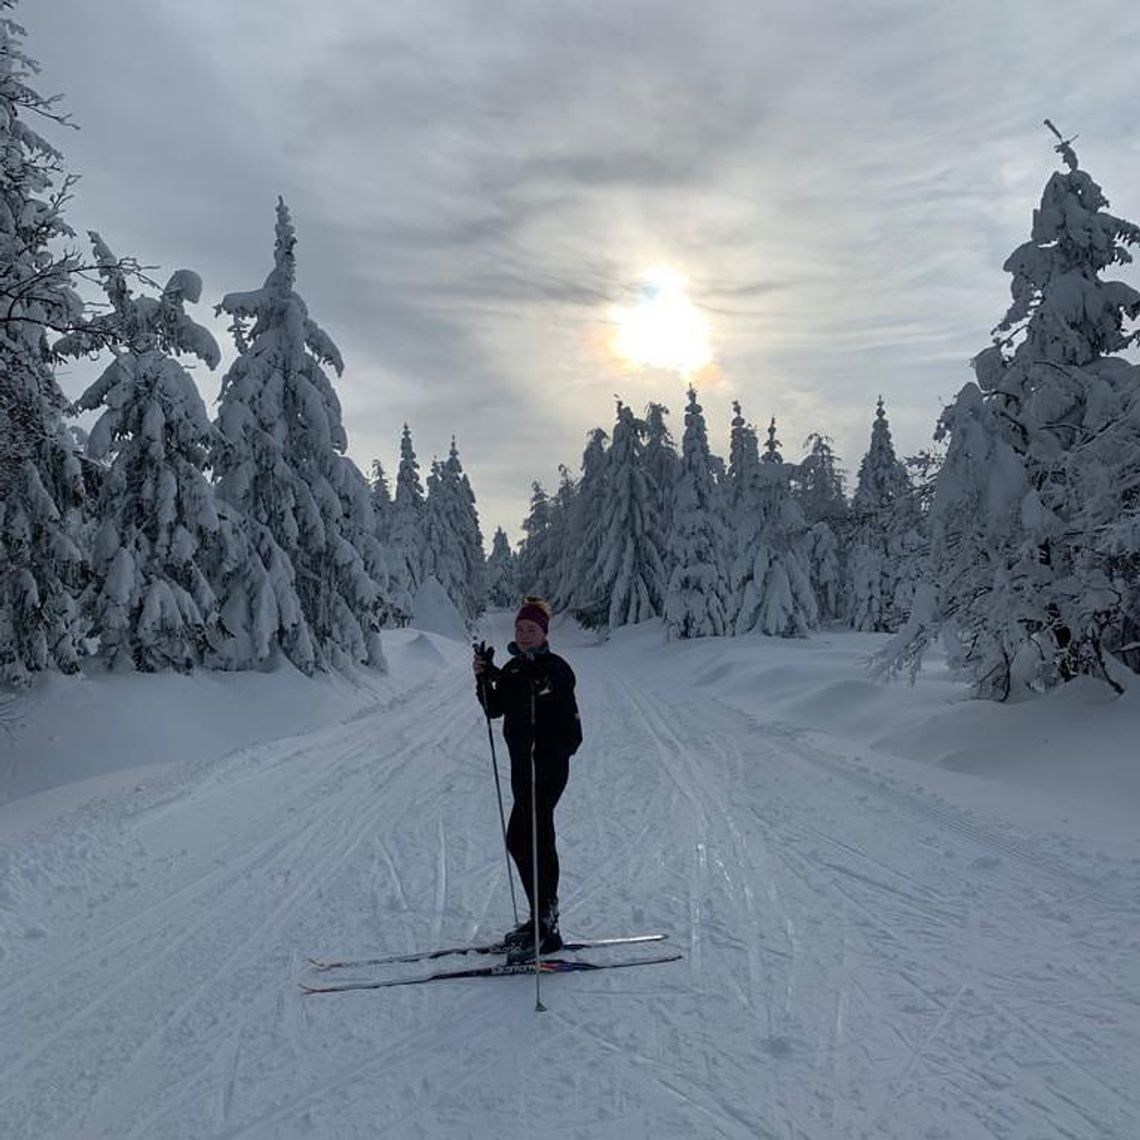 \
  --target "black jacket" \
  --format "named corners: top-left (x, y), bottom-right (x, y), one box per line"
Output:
top-left (476, 645), bottom-right (582, 762)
